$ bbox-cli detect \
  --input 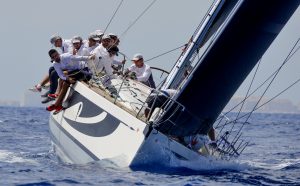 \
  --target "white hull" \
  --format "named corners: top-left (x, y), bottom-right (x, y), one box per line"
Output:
top-left (49, 81), bottom-right (207, 167)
